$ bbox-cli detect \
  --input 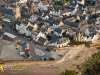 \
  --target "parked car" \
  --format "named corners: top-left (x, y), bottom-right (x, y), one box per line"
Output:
top-left (45, 48), bottom-right (51, 52)
top-left (20, 41), bottom-right (30, 51)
